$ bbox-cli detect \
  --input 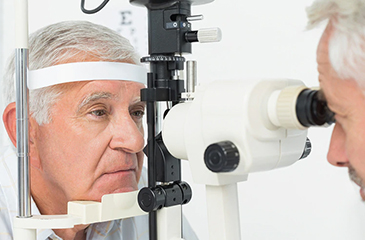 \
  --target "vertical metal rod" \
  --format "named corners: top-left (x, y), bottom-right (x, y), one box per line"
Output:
top-left (15, 0), bottom-right (31, 218)
top-left (146, 73), bottom-right (157, 240)
top-left (186, 60), bottom-right (197, 93)
top-left (15, 49), bottom-right (31, 218)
